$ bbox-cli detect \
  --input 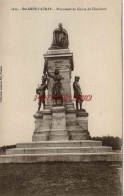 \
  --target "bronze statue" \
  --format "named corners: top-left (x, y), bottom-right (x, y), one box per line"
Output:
top-left (73, 76), bottom-right (83, 110)
top-left (36, 75), bottom-right (48, 112)
top-left (50, 23), bottom-right (69, 49)
top-left (48, 69), bottom-right (64, 105)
